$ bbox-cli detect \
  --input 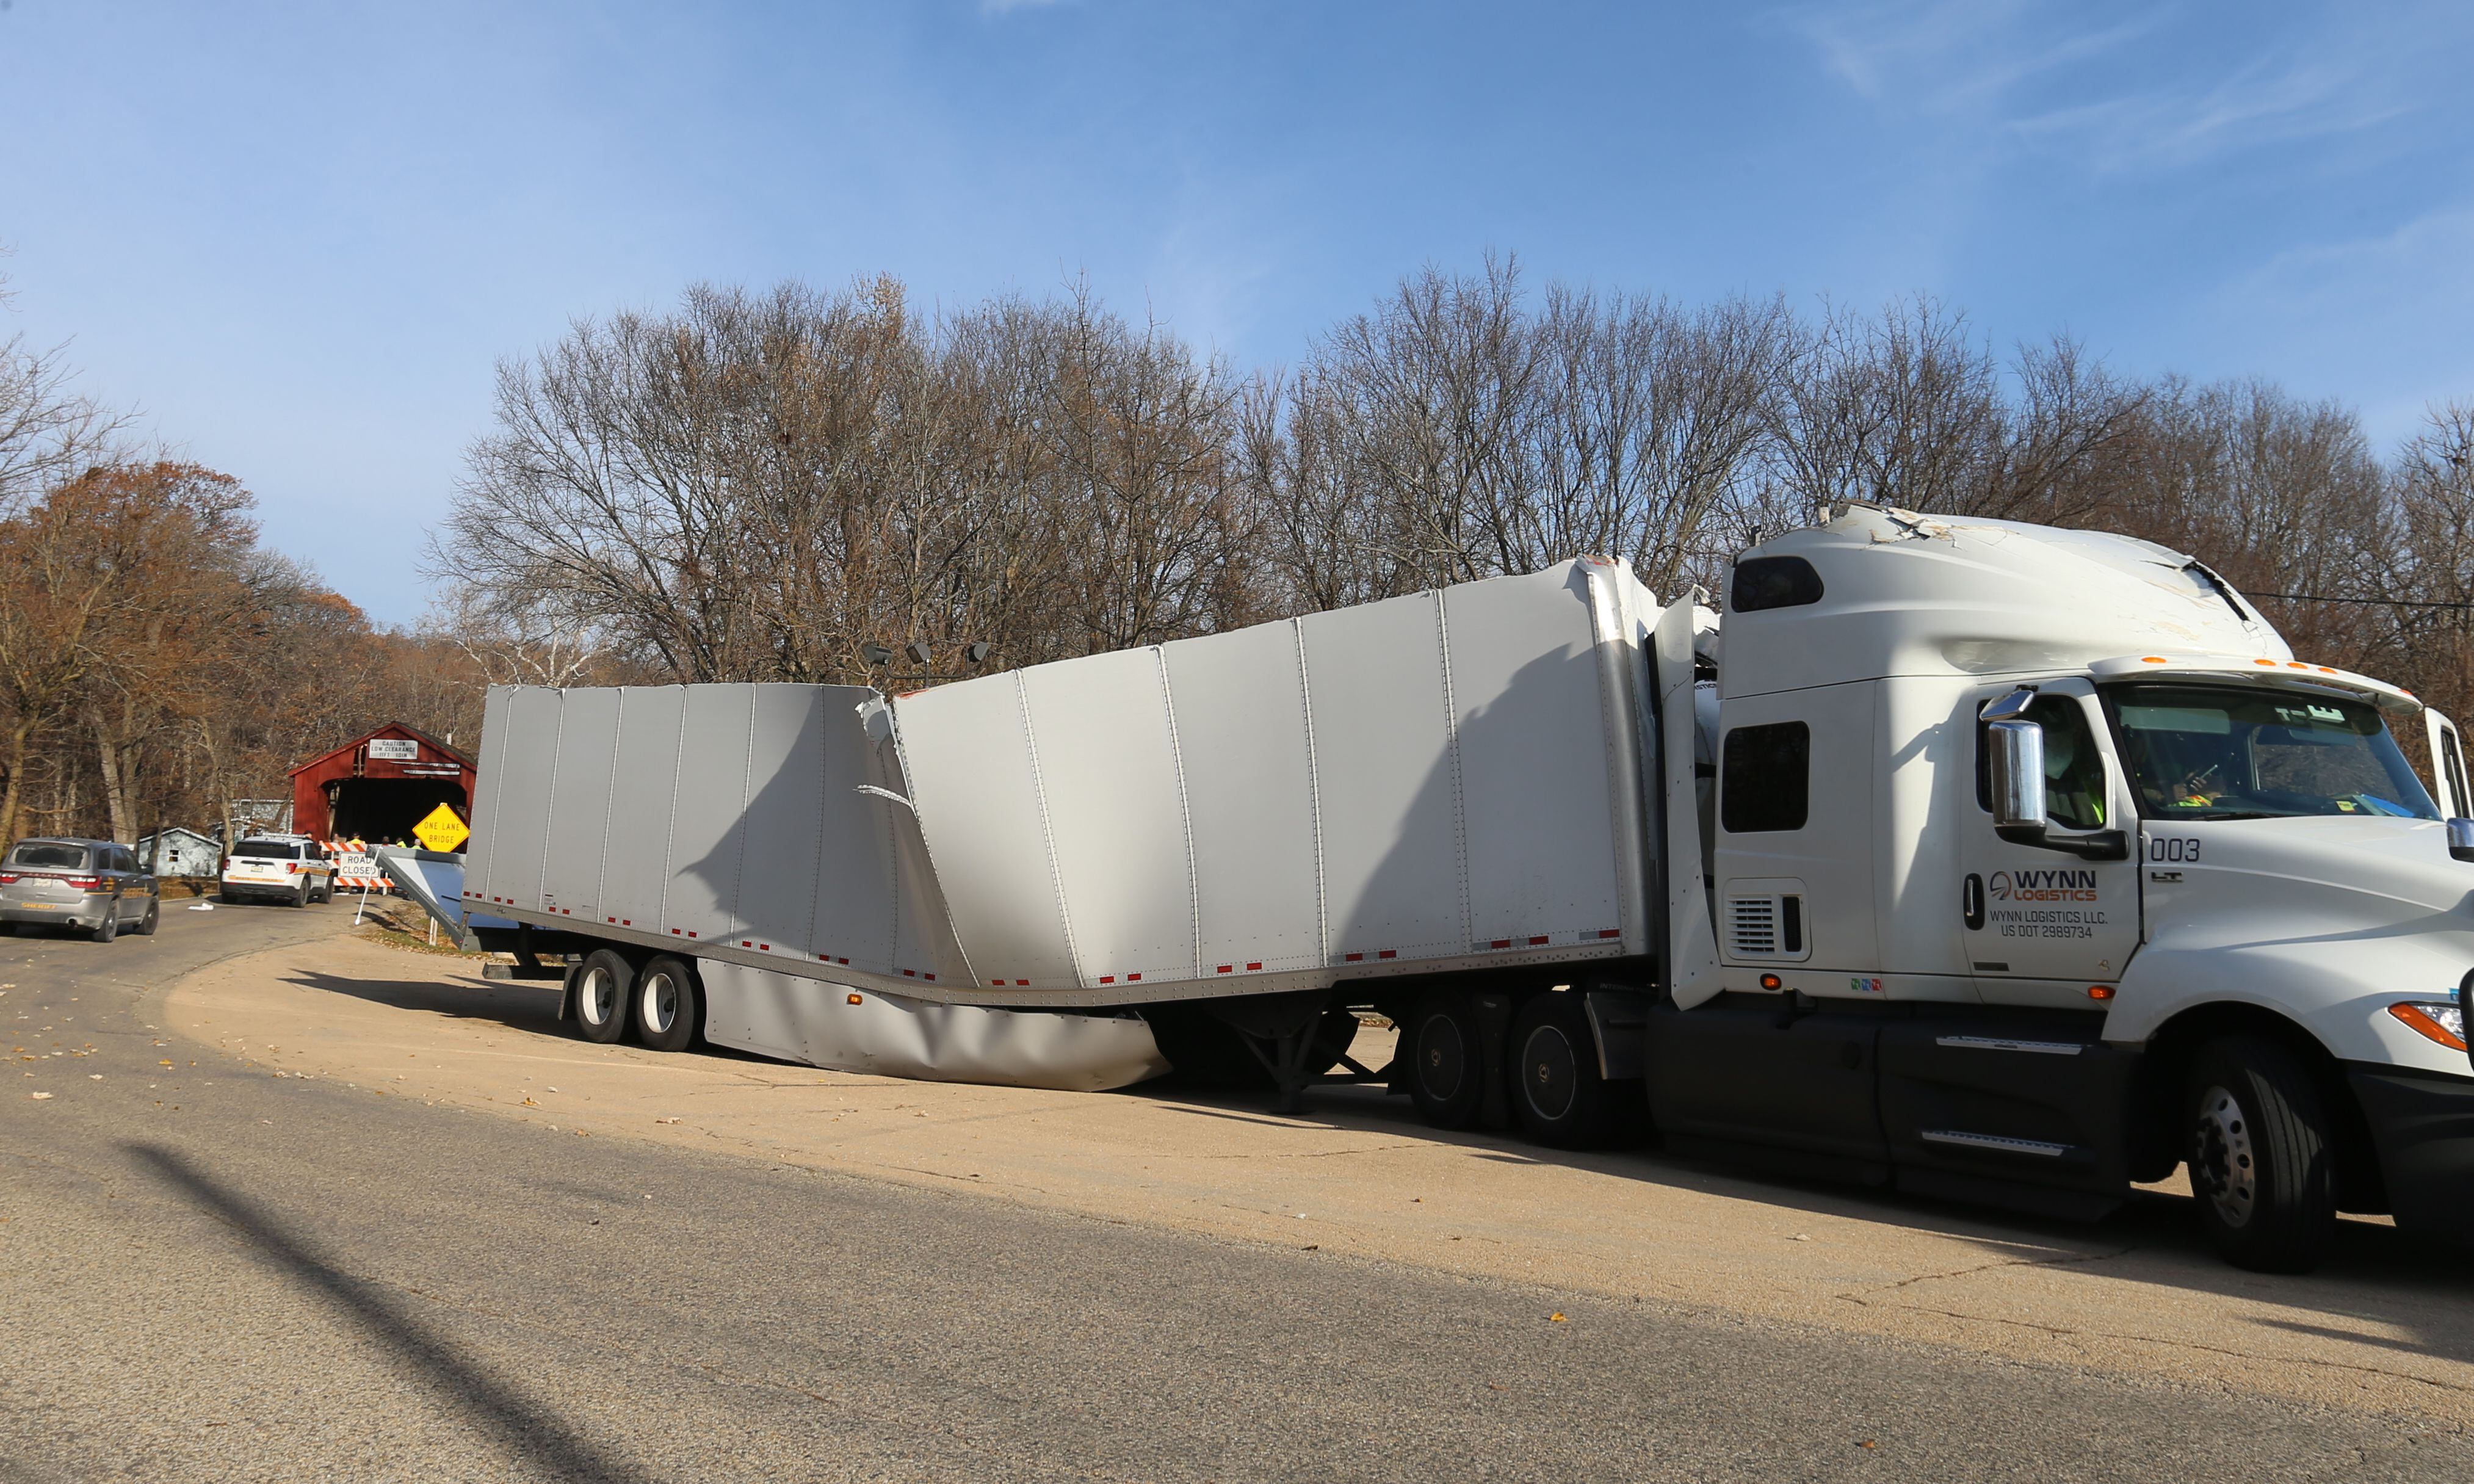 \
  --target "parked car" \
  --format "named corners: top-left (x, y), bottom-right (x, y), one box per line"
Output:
top-left (0, 838), bottom-right (159, 941)
top-left (220, 834), bottom-right (334, 907)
